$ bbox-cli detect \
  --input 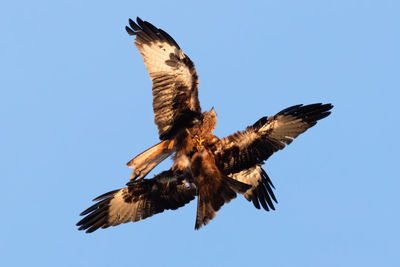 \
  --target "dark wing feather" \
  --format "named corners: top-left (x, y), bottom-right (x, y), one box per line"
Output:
top-left (229, 165), bottom-right (277, 211)
top-left (215, 103), bottom-right (333, 174)
top-left (126, 17), bottom-right (201, 140)
top-left (76, 170), bottom-right (196, 233)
